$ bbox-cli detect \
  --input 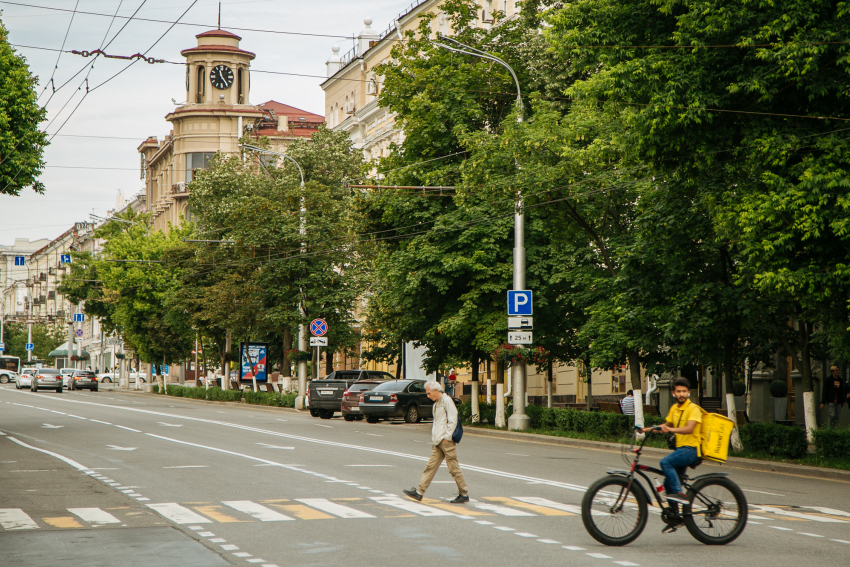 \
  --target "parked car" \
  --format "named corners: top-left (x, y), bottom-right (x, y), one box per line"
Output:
top-left (31, 368), bottom-right (63, 393)
top-left (341, 381), bottom-right (385, 421)
top-left (60, 368), bottom-right (75, 382)
top-left (308, 370), bottom-right (395, 419)
top-left (96, 372), bottom-right (145, 384)
top-left (359, 379), bottom-right (434, 424)
top-left (16, 369), bottom-right (35, 389)
top-left (64, 369), bottom-right (98, 391)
